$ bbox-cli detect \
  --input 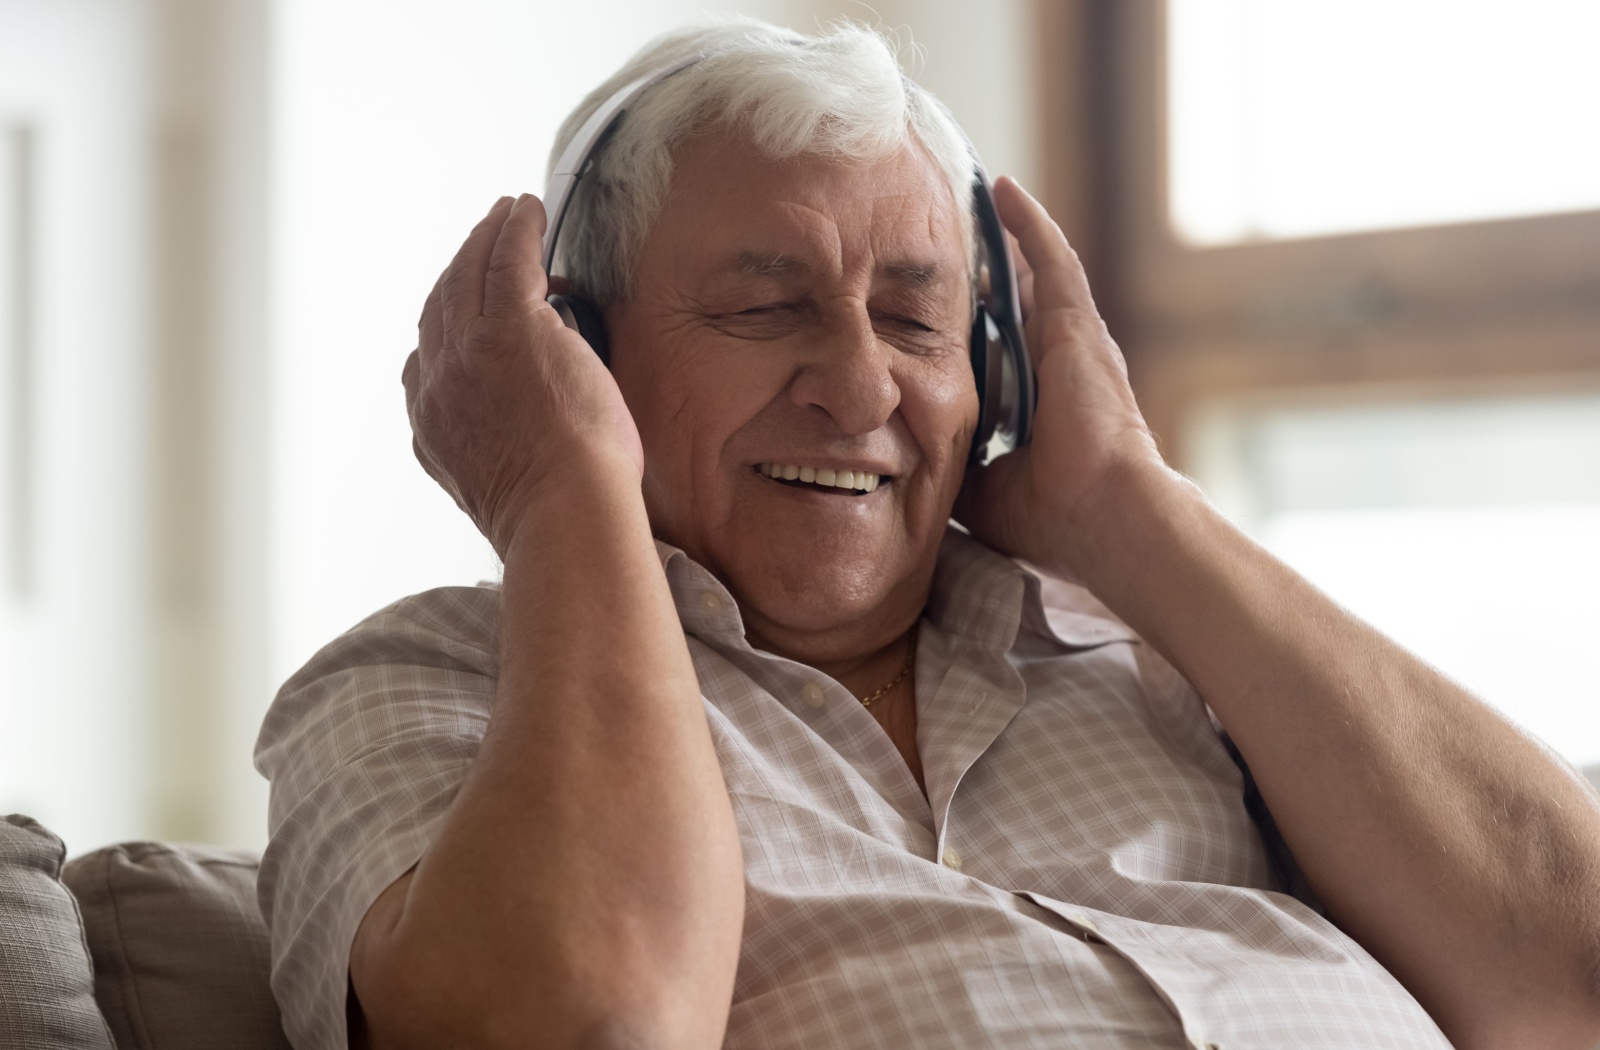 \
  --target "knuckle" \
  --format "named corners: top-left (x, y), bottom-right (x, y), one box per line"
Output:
top-left (459, 317), bottom-right (511, 356)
